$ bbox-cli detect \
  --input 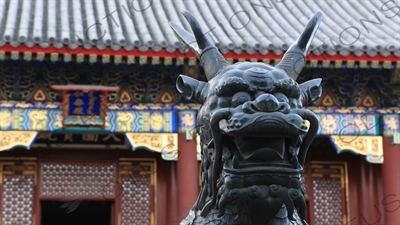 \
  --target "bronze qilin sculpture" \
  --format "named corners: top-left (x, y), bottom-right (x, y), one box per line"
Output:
top-left (170, 11), bottom-right (323, 225)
